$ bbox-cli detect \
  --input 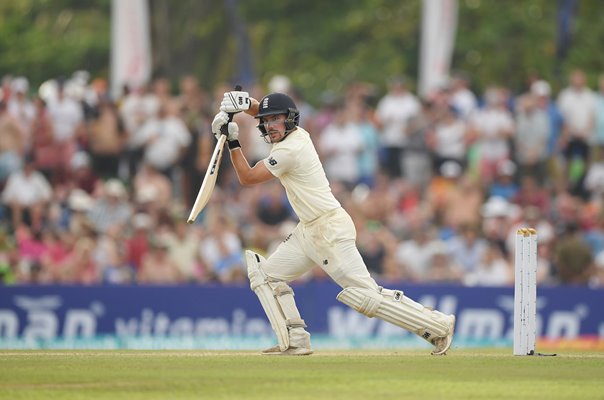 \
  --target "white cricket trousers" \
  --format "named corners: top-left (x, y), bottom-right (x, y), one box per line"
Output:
top-left (261, 207), bottom-right (380, 291)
